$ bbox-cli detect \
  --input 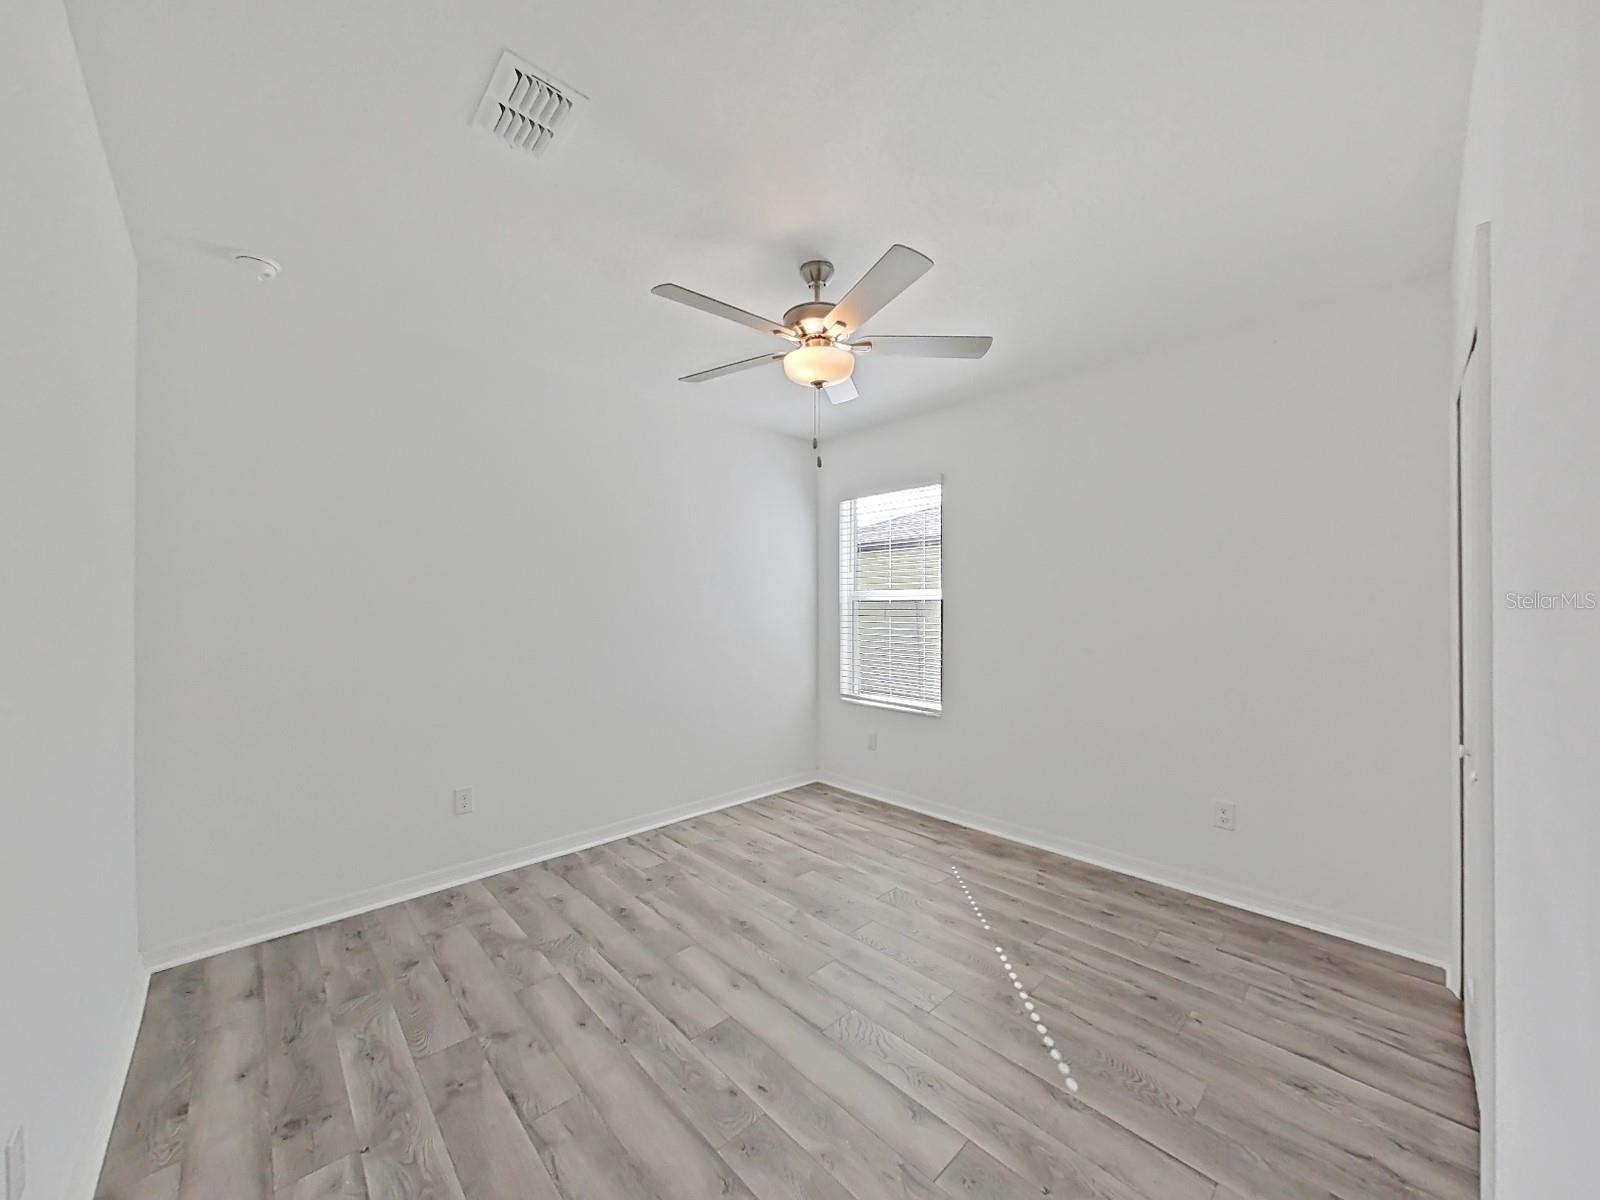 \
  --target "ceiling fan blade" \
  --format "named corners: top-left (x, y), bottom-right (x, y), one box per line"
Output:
top-left (824, 244), bottom-right (934, 336)
top-left (651, 283), bottom-right (792, 340)
top-left (679, 353), bottom-right (784, 383)
top-left (854, 334), bottom-right (992, 359)
top-left (825, 377), bottom-right (859, 405)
